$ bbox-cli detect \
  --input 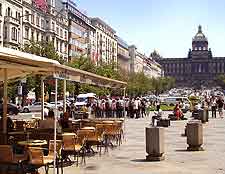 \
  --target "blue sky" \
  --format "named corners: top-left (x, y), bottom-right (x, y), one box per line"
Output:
top-left (76, 0), bottom-right (225, 58)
